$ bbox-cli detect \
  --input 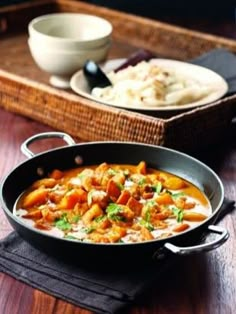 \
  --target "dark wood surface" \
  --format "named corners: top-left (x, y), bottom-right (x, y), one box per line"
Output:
top-left (0, 7), bottom-right (236, 314)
